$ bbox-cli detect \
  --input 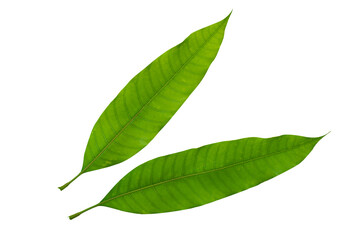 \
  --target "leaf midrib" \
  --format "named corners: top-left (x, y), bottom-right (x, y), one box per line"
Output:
top-left (100, 138), bottom-right (317, 206)
top-left (82, 20), bottom-right (227, 173)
